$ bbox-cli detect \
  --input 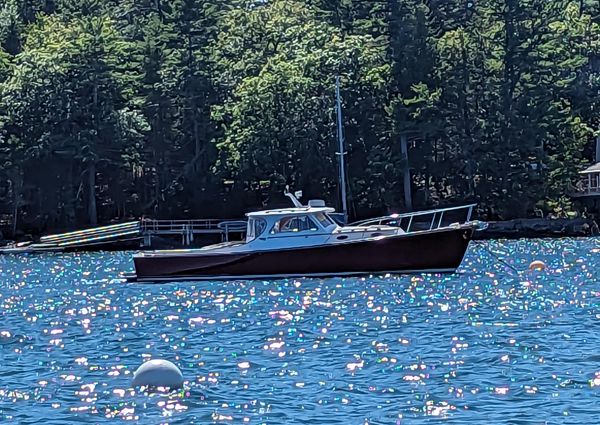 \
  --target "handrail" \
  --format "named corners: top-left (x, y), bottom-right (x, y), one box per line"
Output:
top-left (351, 204), bottom-right (476, 225)
top-left (350, 204), bottom-right (477, 233)
top-left (392, 204), bottom-right (477, 220)
top-left (141, 219), bottom-right (224, 223)
top-left (217, 220), bottom-right (248, 231)
top-left (141, 219), bottom-right (224, 232)
top-left (141, 219), bottom-right (247, 233)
